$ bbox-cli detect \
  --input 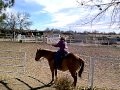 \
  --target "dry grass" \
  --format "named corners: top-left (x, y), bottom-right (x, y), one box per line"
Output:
top-left (54, 77), bottom-right (74, 90)
top-left (53, 77), bottom-right (115, 90)
top-left (0, 42), bottom-right (120, 90)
